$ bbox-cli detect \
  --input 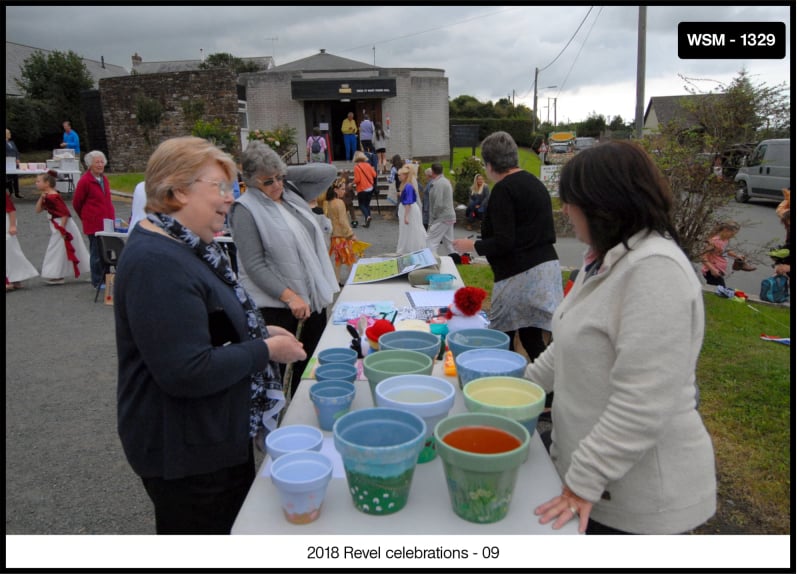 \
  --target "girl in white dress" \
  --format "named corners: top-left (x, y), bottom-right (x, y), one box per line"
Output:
top-left (6, 191), bottom-right (39, 290)
top-left (34, 171), bottom-right (90, 284)
top-left (395, 163), bottom-right (427, 254)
